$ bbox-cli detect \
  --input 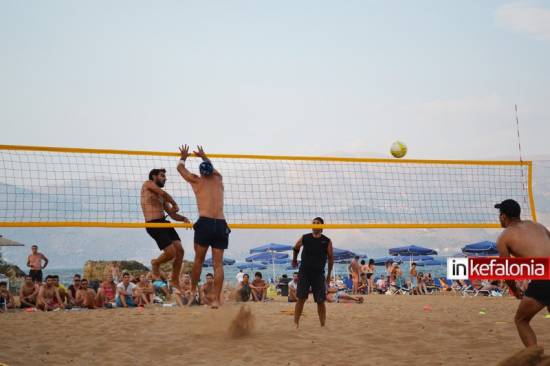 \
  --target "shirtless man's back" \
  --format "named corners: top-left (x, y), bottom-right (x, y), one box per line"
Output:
top-left (177, 145), bottom-right (230, 308)
top-left (495, 199), bottom-right (550, 347)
